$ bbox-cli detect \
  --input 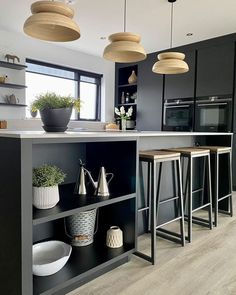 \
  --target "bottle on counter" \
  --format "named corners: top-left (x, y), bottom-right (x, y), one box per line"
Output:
top-left (125, 92), bottom-right (130, 103)
top-left (121, 91), bottom-right (125, 104)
